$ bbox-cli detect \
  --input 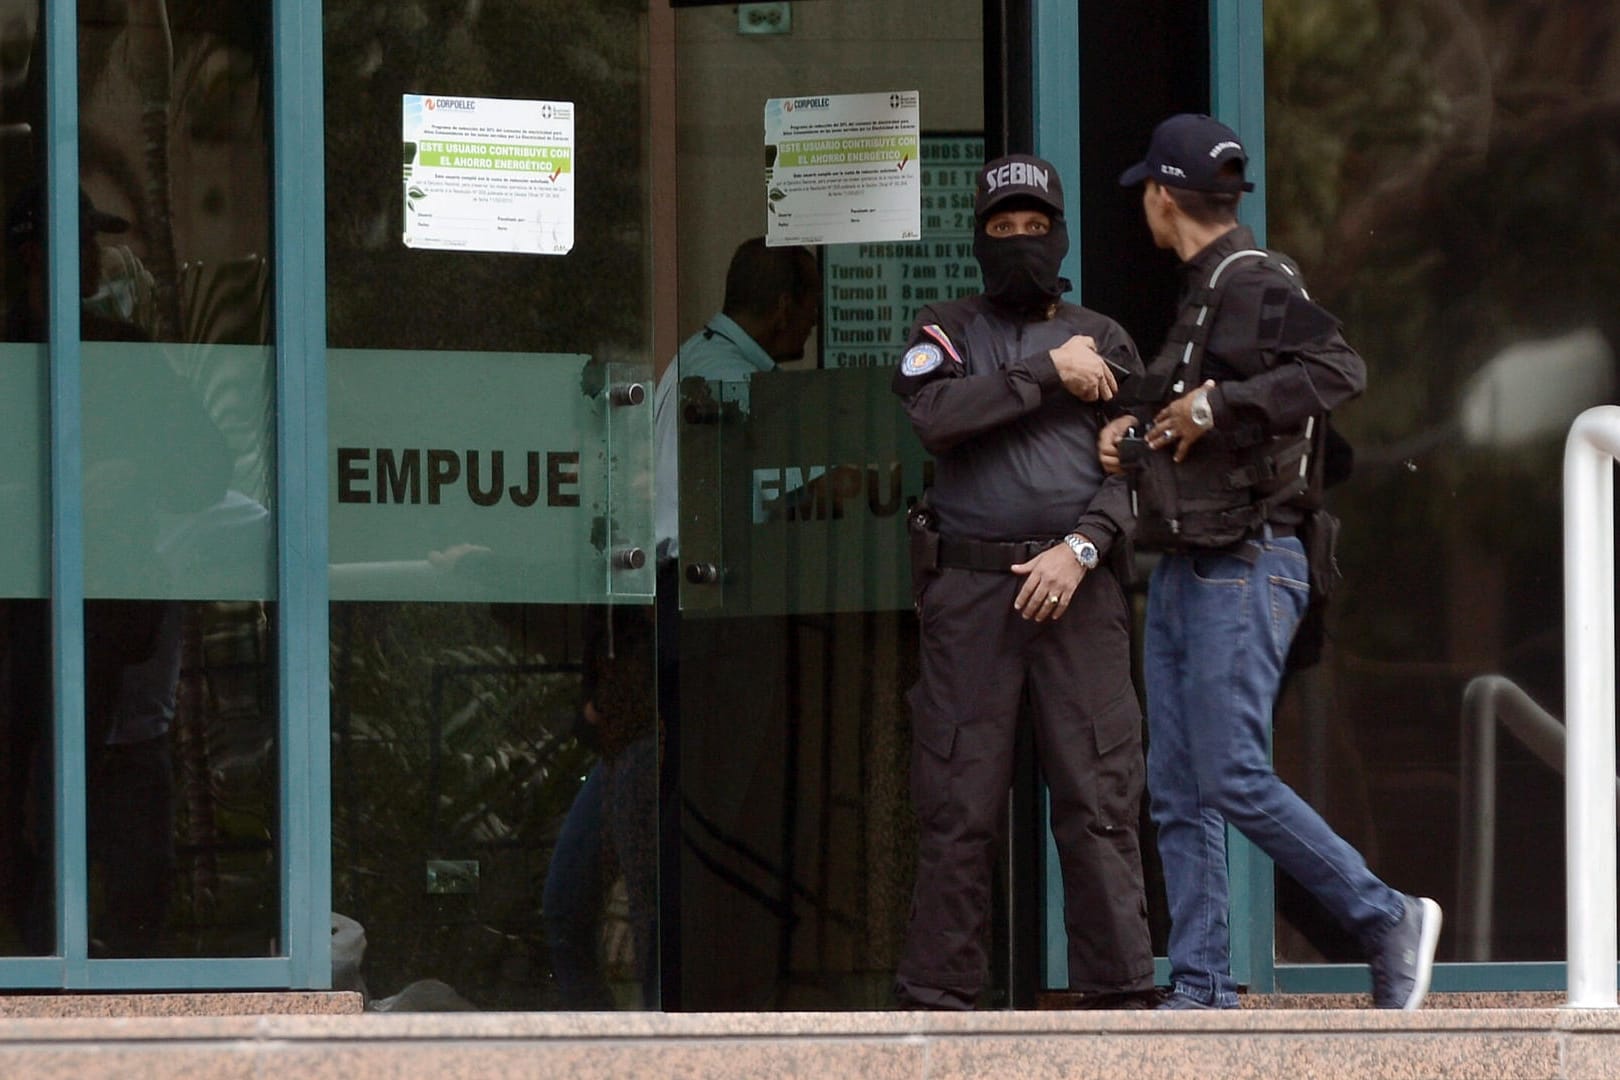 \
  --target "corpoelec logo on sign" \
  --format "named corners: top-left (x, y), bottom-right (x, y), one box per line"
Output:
top-left (328, 349), bottom-right (652, 604)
